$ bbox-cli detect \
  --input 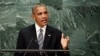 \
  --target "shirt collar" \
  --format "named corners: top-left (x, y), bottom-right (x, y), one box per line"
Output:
top-left (35, 23), bottom-right (47, 32)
